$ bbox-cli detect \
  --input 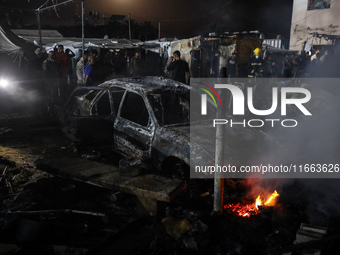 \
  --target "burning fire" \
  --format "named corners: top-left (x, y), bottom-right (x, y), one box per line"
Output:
top-left (224, 190), bottom-right (279, 218)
